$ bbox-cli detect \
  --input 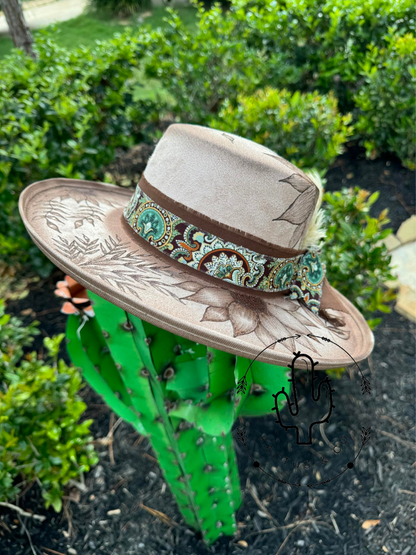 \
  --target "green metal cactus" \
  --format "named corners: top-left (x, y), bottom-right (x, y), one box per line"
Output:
top-left (65, 290), bottom-right (290, 544)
